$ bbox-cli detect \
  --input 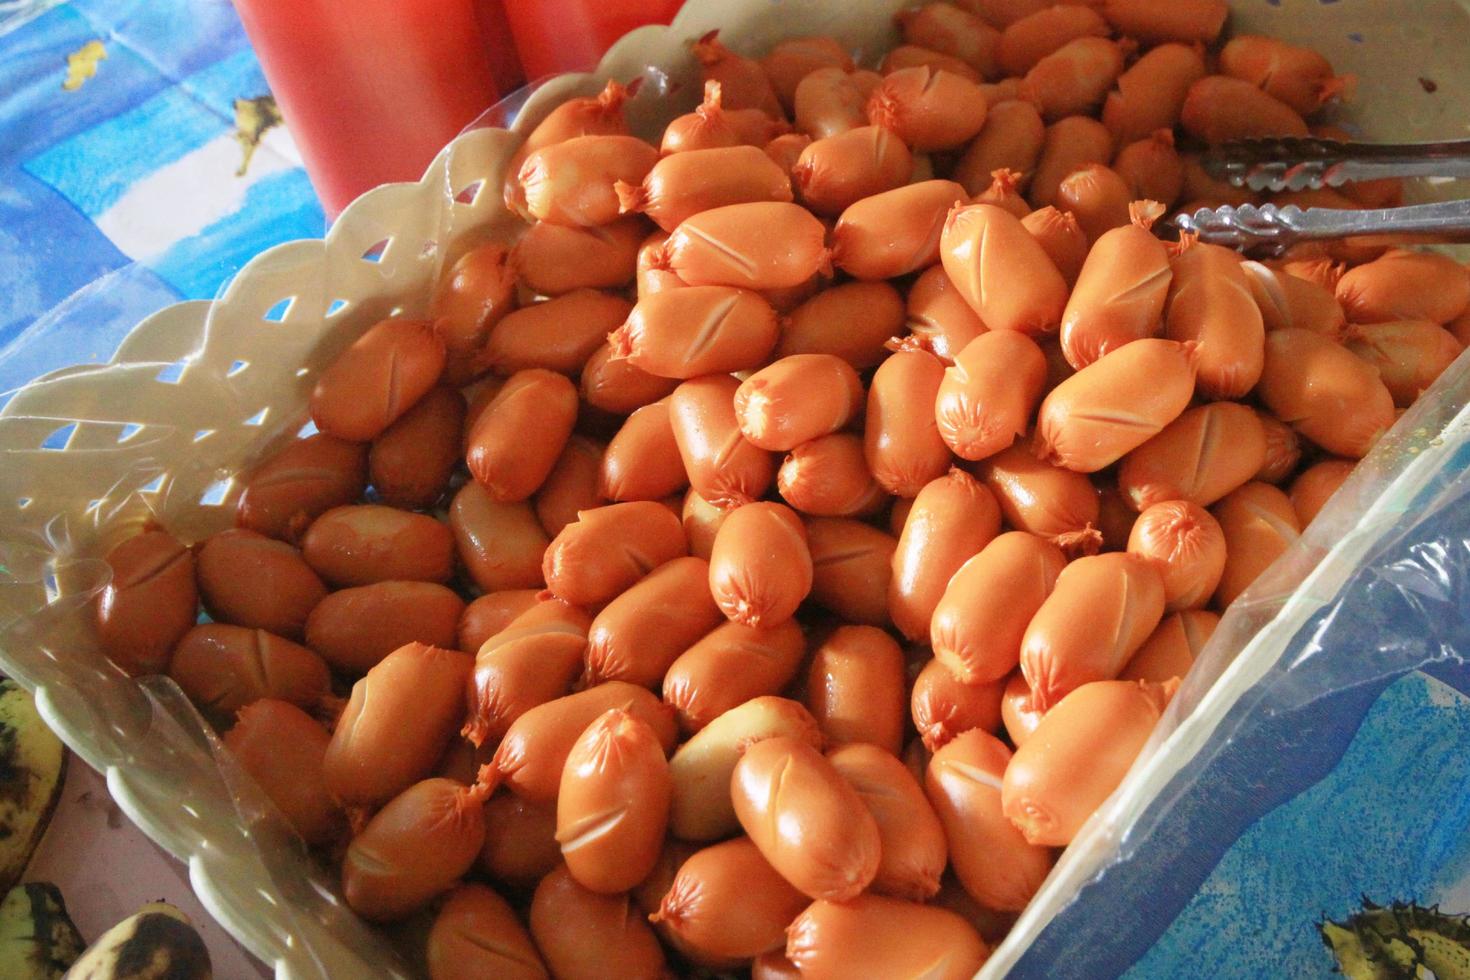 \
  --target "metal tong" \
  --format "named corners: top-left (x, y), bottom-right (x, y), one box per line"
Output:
top-left (1177, 136), bottom-right (1470, 253)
